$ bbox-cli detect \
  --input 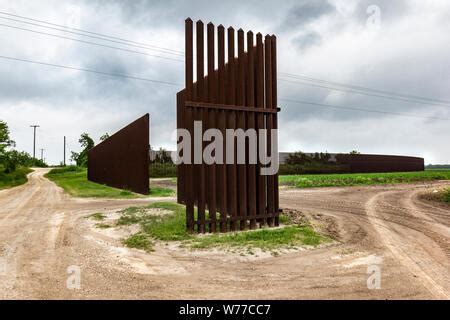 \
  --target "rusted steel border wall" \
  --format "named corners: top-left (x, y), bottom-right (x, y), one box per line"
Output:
top-left (177, 18), bottom-right (280, 233)
top-left (88, 114), bottom-right (150, 195)
top-left (337, 154), bottom-right (424, 173)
